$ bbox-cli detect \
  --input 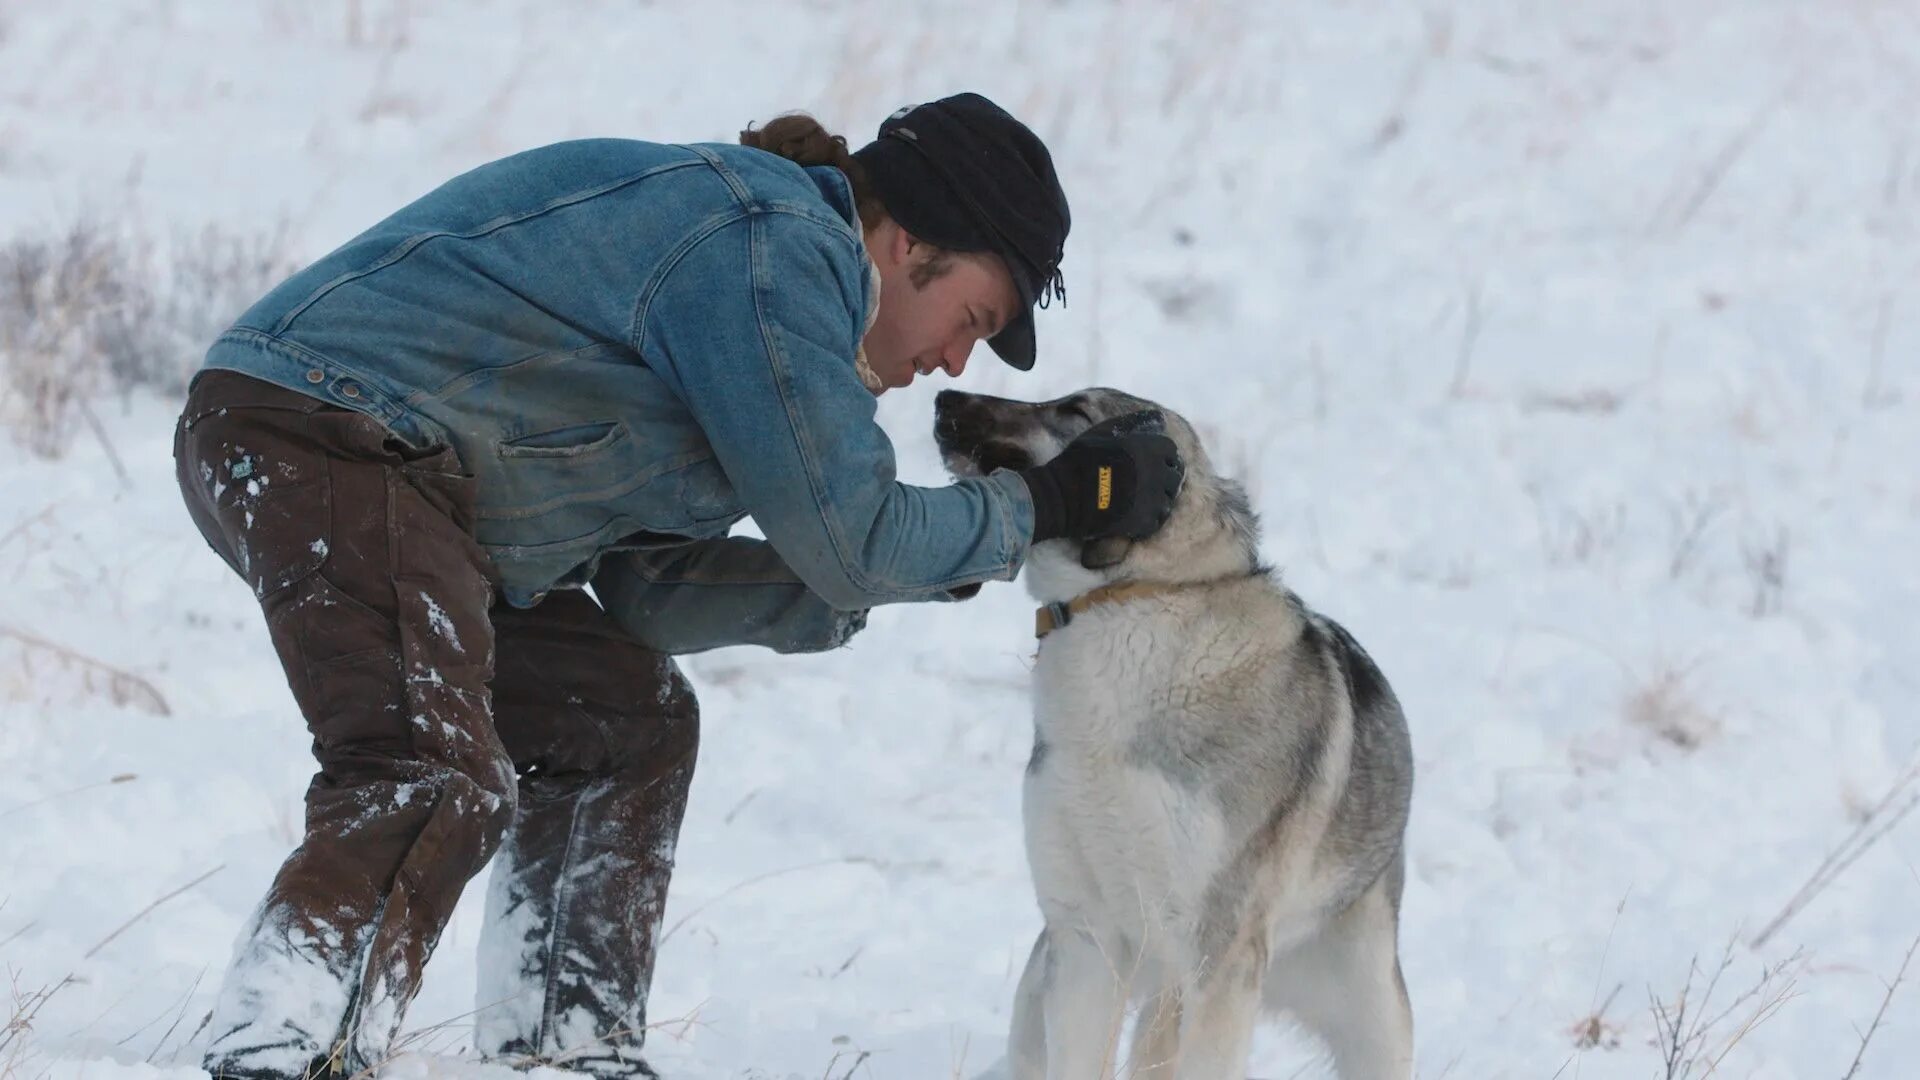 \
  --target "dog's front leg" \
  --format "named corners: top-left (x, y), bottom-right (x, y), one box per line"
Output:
top-left (1008, 929), bottom-right (1051, 1080)
top-left (1171, 941), bottom-right (1263, 1080)
top-left (1124, 985), bottom-right (1181, 1079)
top-left (1040, 925), bottom-right (1130, 1080)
